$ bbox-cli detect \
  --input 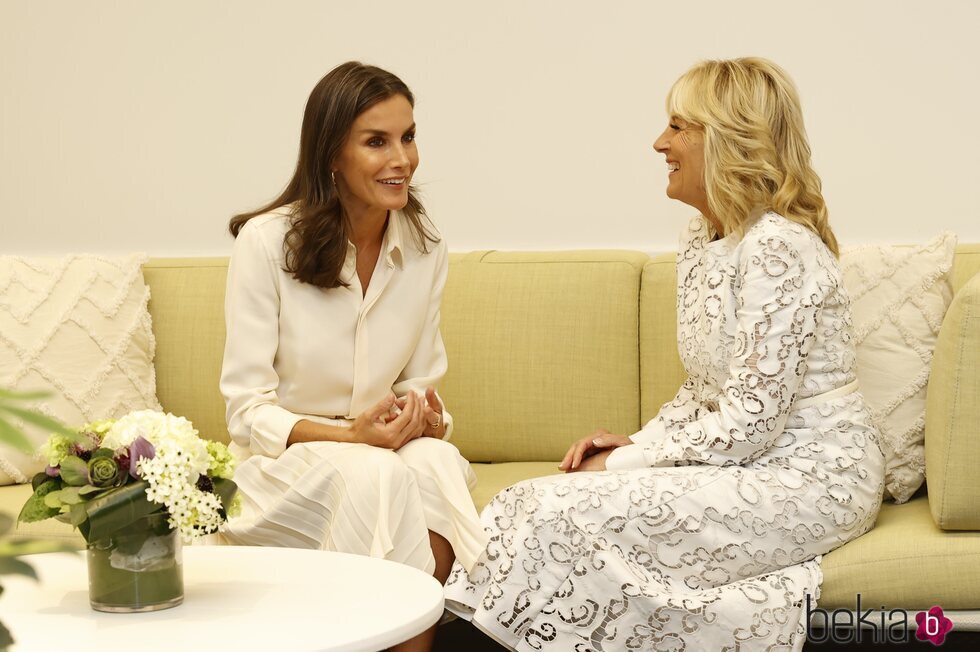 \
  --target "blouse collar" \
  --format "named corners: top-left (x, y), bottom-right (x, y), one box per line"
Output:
top-left (340, 211), bottom-right (405, 284)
